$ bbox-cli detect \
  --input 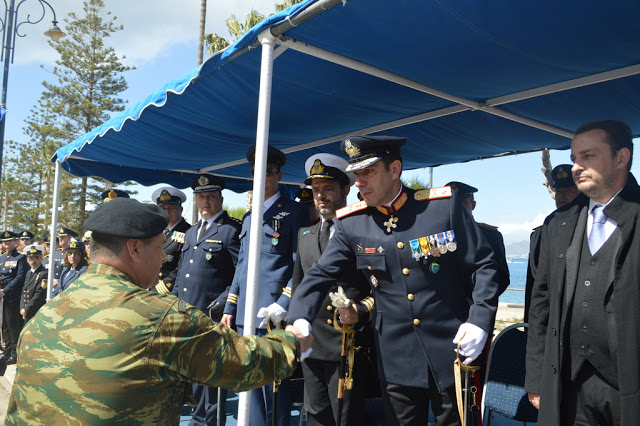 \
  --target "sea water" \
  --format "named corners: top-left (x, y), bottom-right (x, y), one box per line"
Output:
top-left (500, 258), bottom-right (528, 305)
